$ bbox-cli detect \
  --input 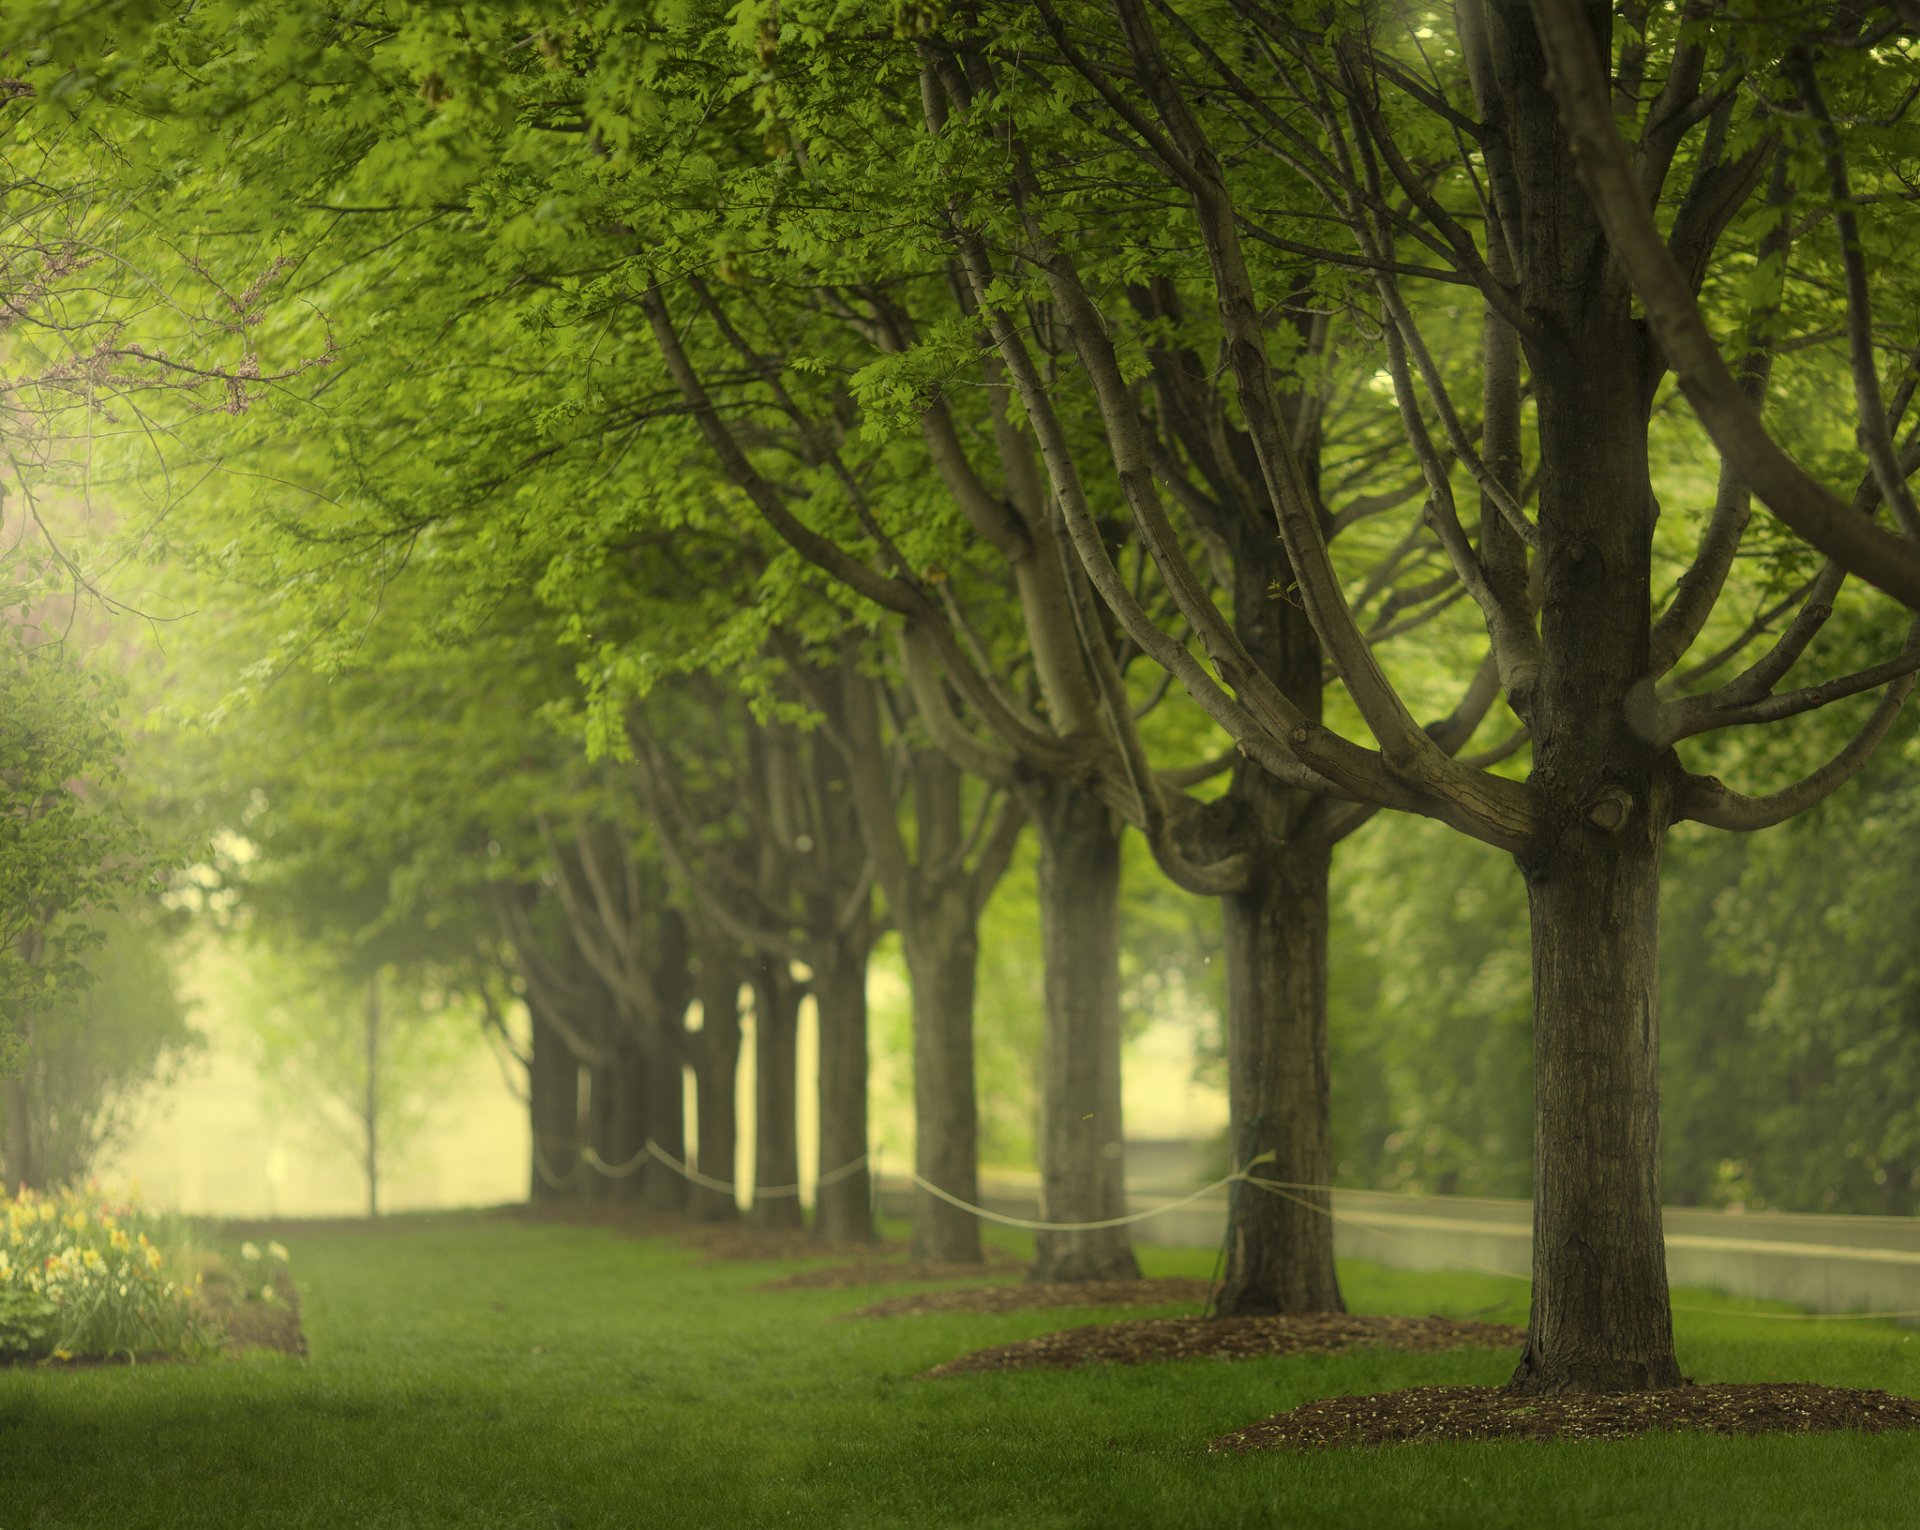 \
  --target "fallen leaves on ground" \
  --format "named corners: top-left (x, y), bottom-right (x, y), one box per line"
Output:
top-left (848, 1277), bottom-right (1219, 1319)
top-left (923, 1312), bottom-right (1523, 1376)
top-left (1210, 1381), bottom-right (1920, 1450)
